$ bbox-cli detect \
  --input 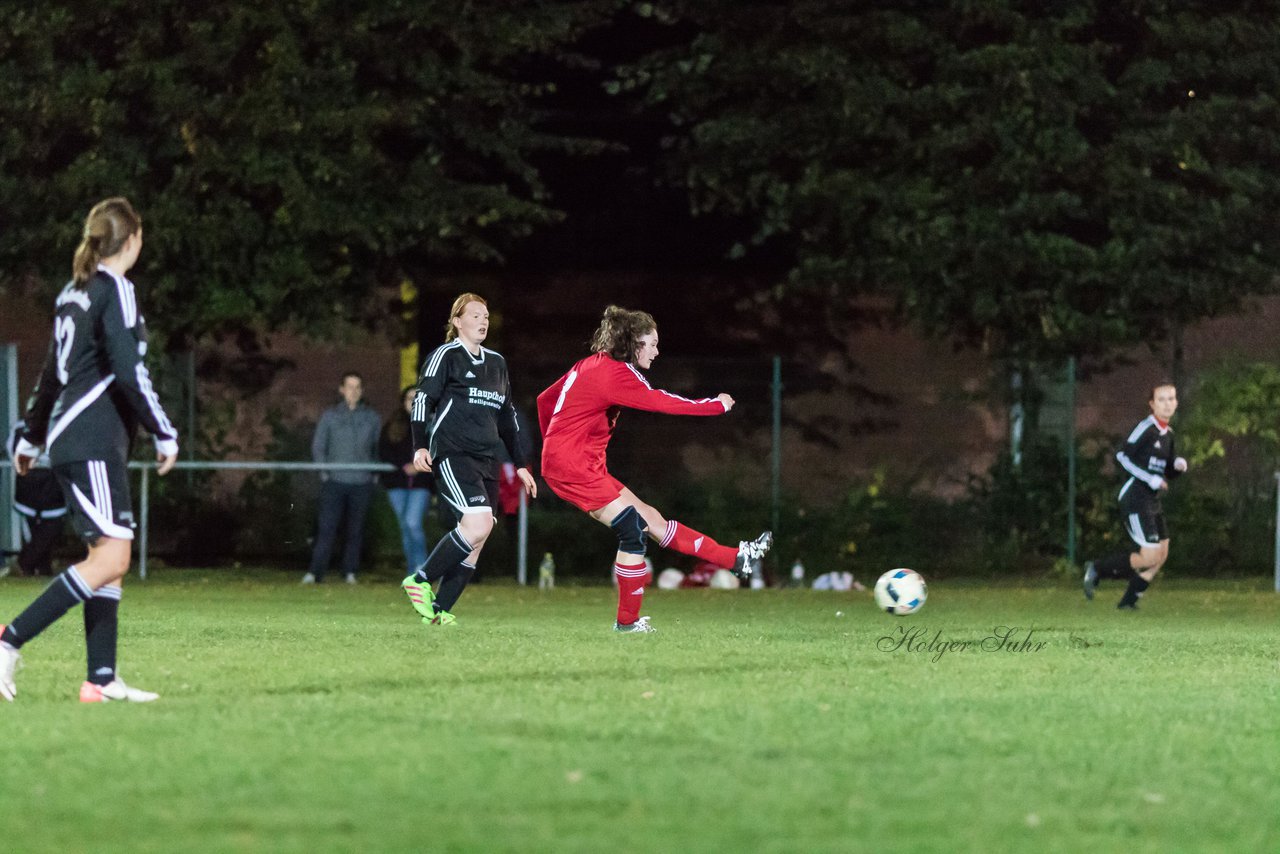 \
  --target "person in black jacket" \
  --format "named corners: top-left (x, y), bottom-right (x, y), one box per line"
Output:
top-left (400, 293), bottom-right (536, 625)
top-left (4, 420), bottom-right (68, 577)
top-left (1083, 383), bottom-right (1188, 609)
top-left (380, 385), bottom-right (433, 577)
top-left (2, 197), bottom-right (178, 703)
